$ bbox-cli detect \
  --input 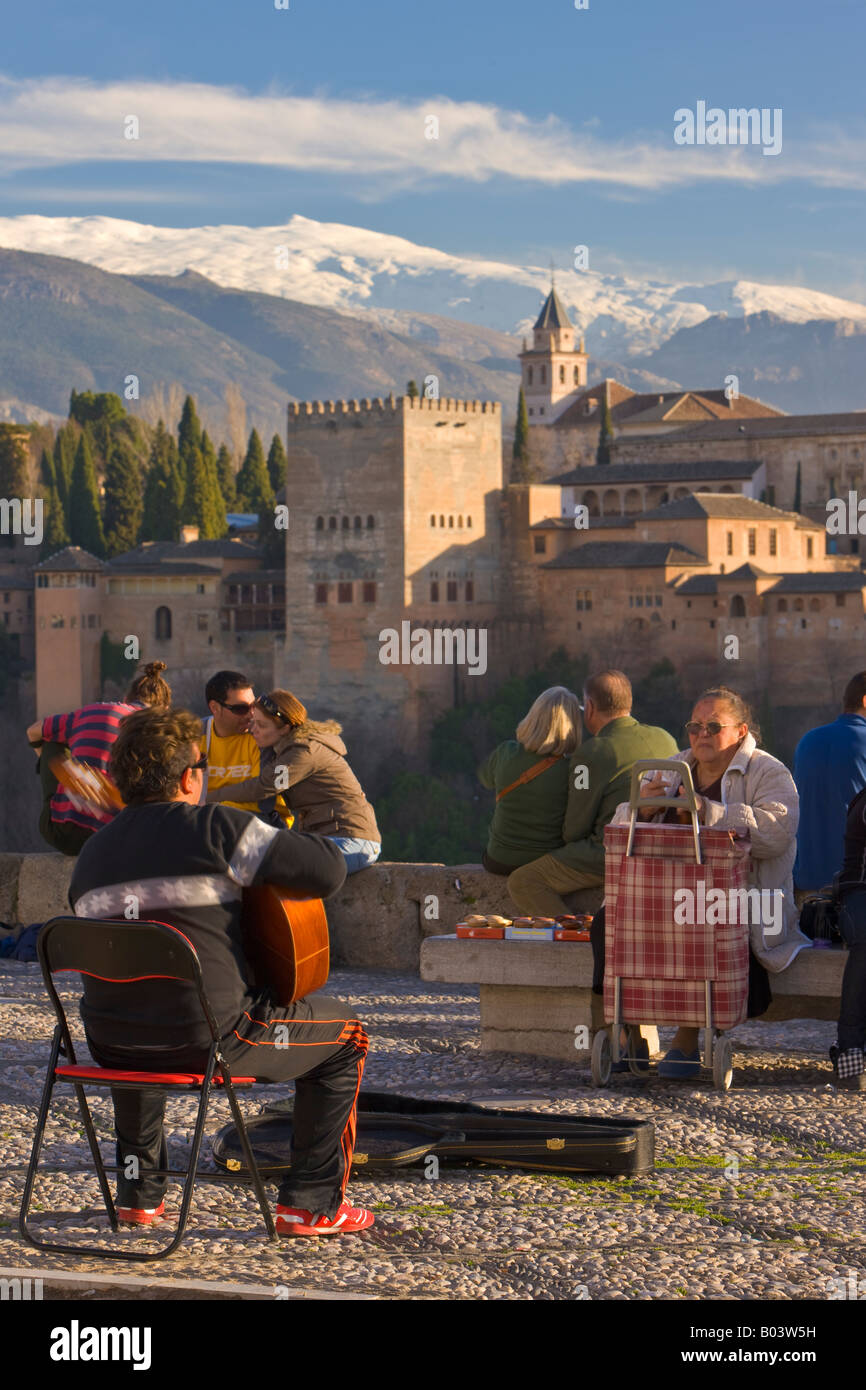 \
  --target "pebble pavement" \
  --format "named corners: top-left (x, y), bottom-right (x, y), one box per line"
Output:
top-left (1, 959), bottom-right (864, 1302)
